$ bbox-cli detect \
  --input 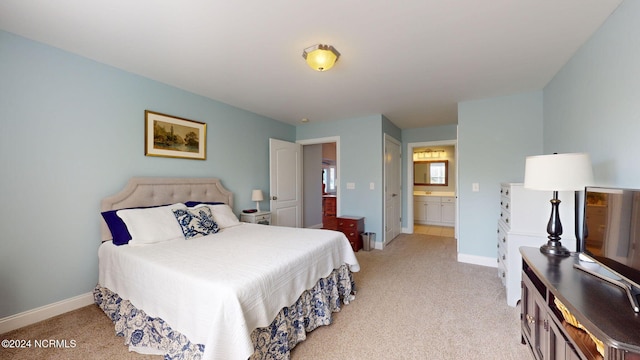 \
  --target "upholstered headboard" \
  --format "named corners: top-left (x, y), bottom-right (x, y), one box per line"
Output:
top-left (100, 177), bottom-right (234, 242)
